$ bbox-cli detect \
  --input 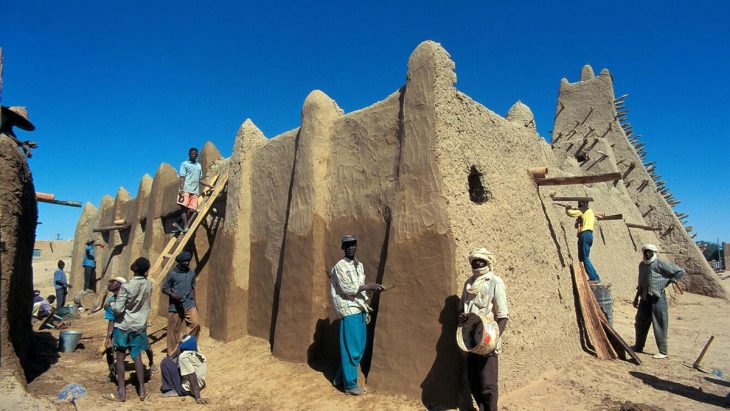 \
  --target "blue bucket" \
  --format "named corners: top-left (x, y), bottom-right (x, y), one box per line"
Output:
top-left (58, 330), bottom-right (82, 352)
